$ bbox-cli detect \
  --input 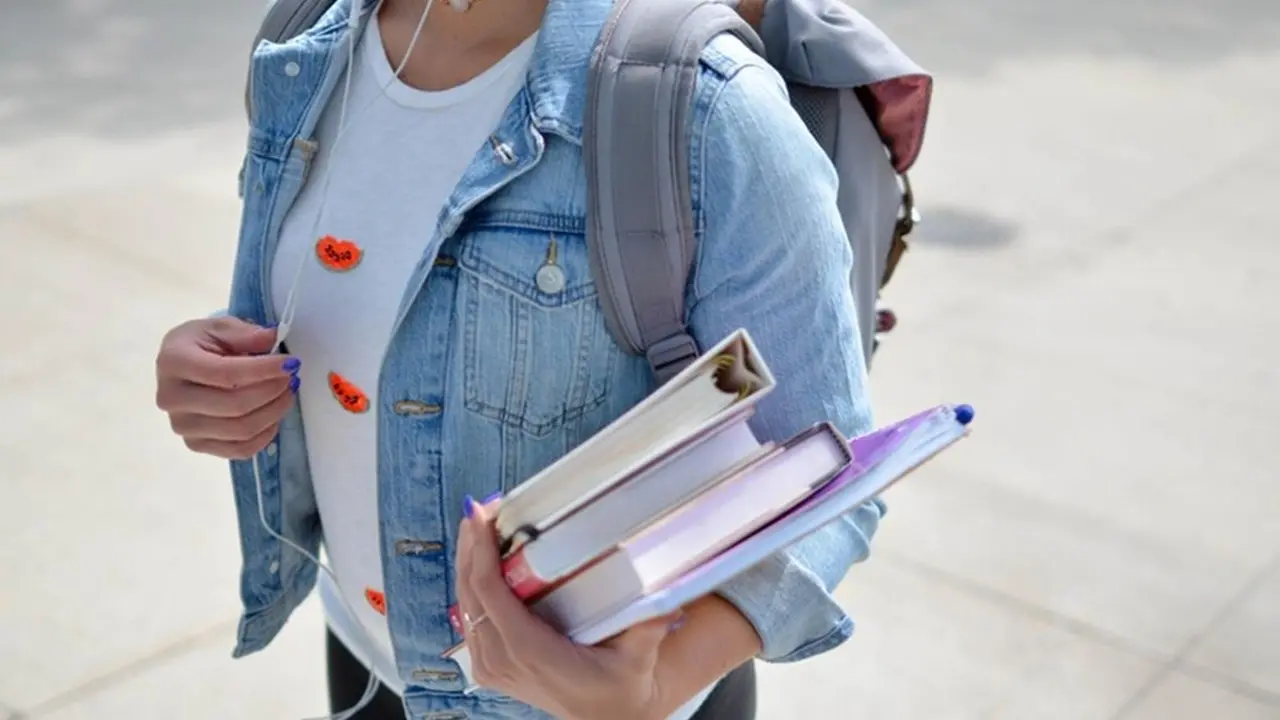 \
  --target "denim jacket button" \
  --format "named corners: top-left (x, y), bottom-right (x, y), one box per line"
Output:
top-left (489, 136), bottom-right (517, 166)
top-left (535, 264), bottom-right (566, 294)
top-left (410, 668), bottom-right (459, 681)
top-left (284, 61), bottom-right (301, 77)
top-left (265, 442), bottom-right (278, 457)
top-left (268, 560), bottom-right (280, 575)
top-left (393, 400), bottom-right (442, 416)
top-left (395, 539), bottom-right (443, 556)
